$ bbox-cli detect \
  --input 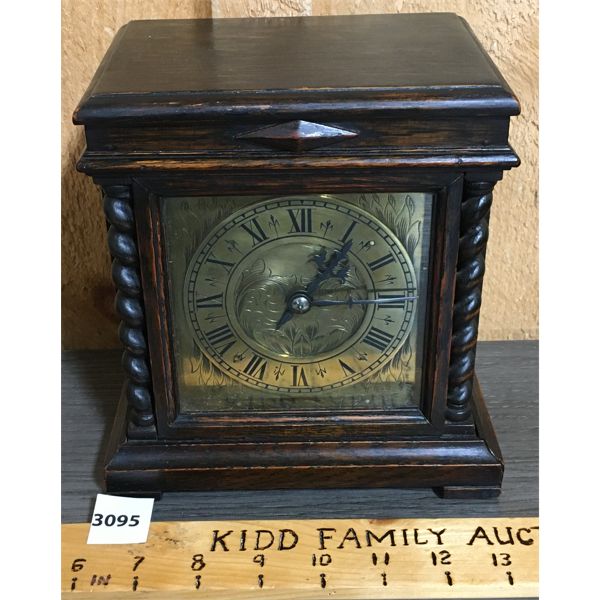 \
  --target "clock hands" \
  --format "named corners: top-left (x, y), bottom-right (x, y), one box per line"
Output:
top-left (275, 241), bottom-right (418, 329)
top-left (274, 241), bottom-right (416, 329)
top-left (275, 240), bottom-right (353, 330)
